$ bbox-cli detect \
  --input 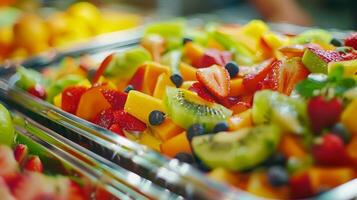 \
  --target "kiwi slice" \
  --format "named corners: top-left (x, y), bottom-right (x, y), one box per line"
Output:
top-left (164, 87), bottom-right (232, 132)
top-left (192, 125), bottom-right (281, 171)
top-left (252, 90), bottom-right (309, 135)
